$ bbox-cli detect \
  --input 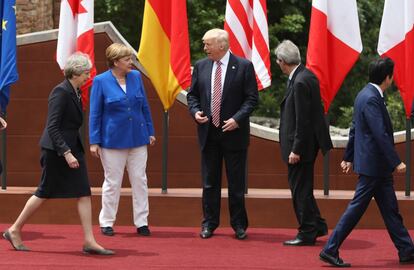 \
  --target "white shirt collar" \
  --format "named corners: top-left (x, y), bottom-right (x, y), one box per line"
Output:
top-left (369, 83), bottom-right (384, 98)
top-left (288, 64), bottom-right (300, 80)
top-left (217, 50), bottom-right (230, 66)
